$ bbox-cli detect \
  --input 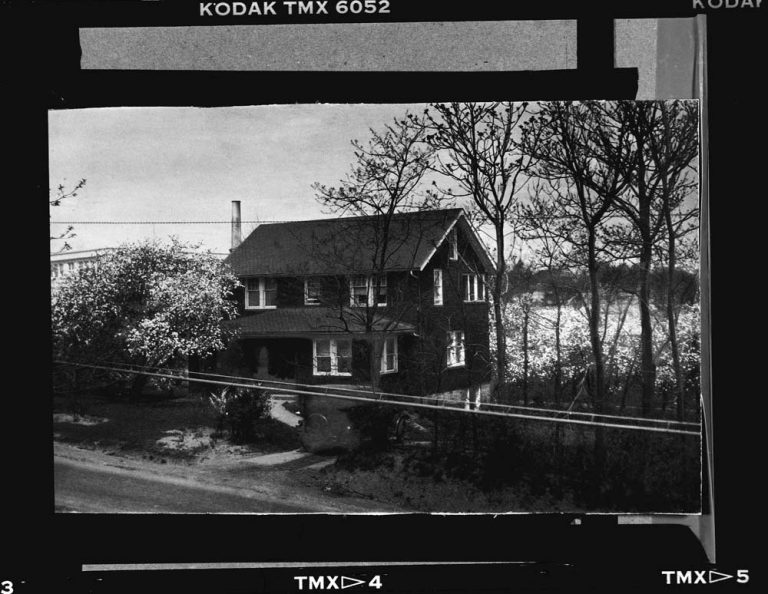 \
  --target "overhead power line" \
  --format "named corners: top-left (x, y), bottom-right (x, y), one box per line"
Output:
top-left (92, 358), bottom-right (701, 428)
top-left (49, 220), bottom-right (284, 225)
top-left (55, 360), bottom-right (702, 436)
